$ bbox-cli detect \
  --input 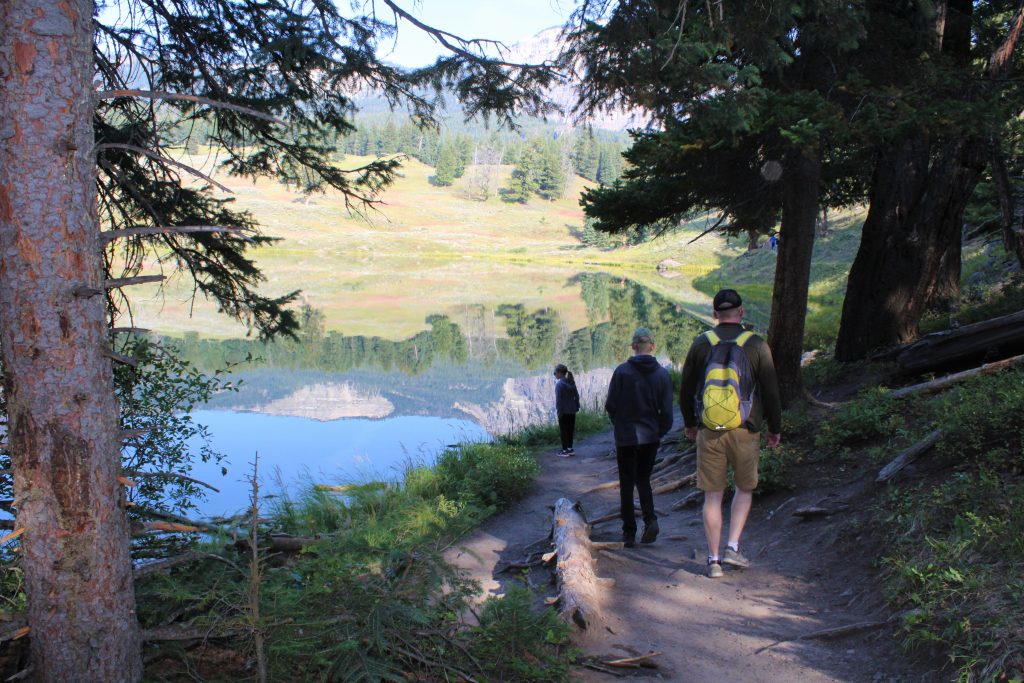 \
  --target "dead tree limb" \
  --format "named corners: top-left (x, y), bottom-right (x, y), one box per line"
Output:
top-left (96, 89), bottom-right (287, 124)
top-left (877, 429), bottom-right (943, 482)
top-left (96, 143), bottom-right (233, 193)
top-left (133, 551), bottom-right (203, 579)
top-left (671, 489), bottom-right (703, 510)
top-left (603, 651), bottom-right (661, 669)
top-left (890, 354), bottom-right (1024, 399)
top-left (652, 473), bottom-right (696, 496)
top-left (125, 470), bottom-right (220, 492)
top-left (105, 275), bottom-right (166, 289)
top-left (792, 504), bottom-right (850, 519)
top-left (550, 498), bottom-right (610, 629)
top-left (755, 620), bottom-right (888, 653)
top-left (101, 225), bottom-right (254, 244)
